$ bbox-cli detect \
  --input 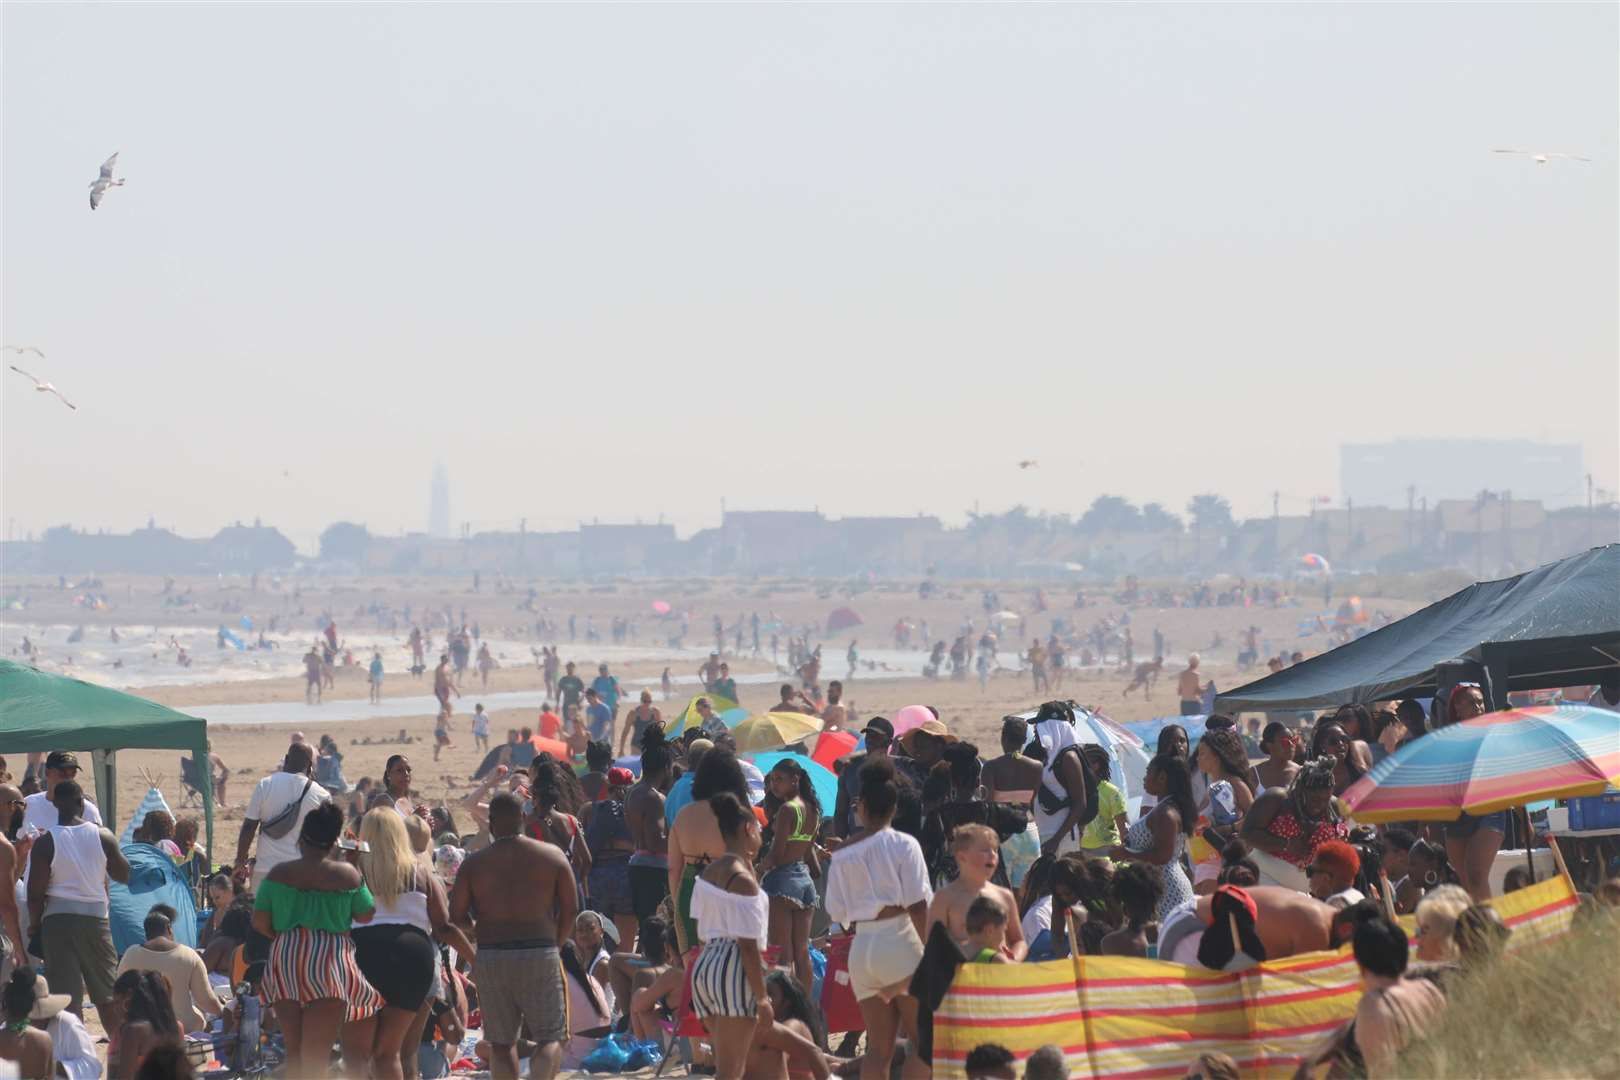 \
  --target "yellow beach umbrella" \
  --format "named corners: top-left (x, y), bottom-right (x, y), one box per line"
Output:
top-left (731, 710), bottom-right (824, 753)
